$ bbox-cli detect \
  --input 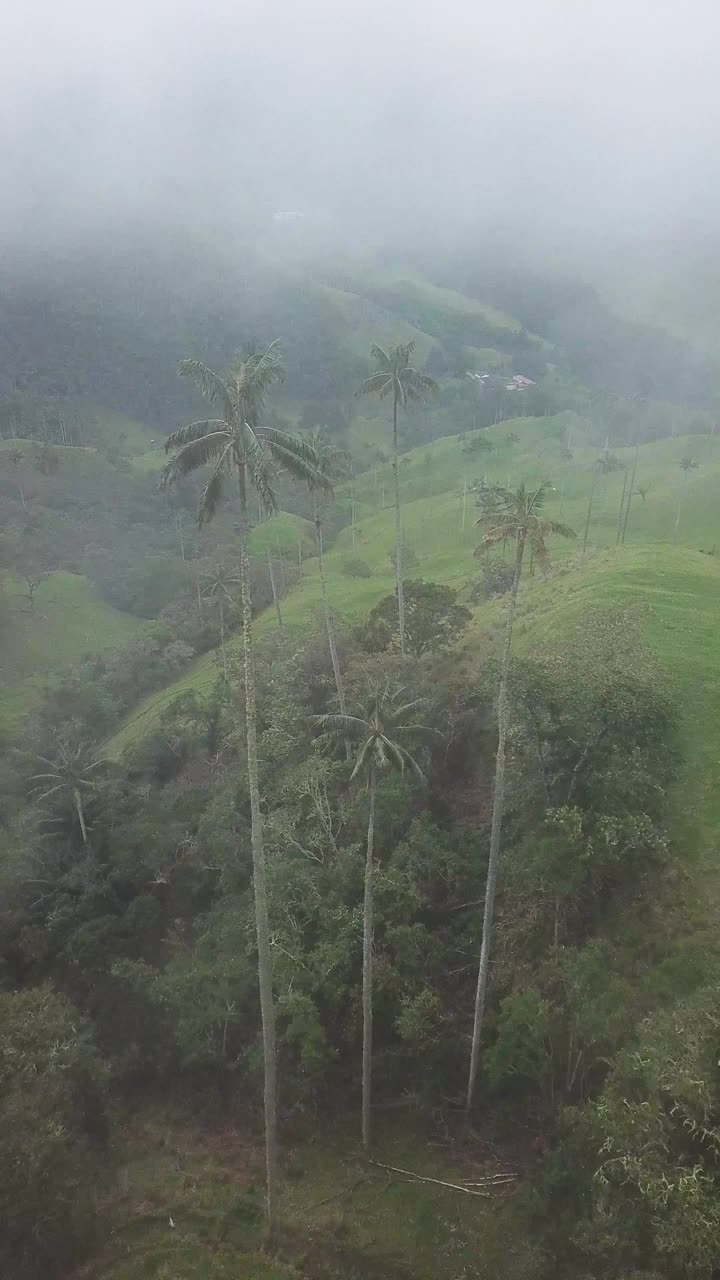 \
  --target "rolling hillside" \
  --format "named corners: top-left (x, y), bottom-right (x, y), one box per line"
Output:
top-left (105, 410), bottom-right (720, 853)
top-left (0, 571), bottom-right (148, 729)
